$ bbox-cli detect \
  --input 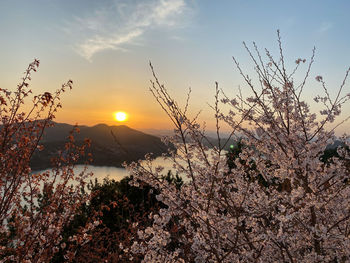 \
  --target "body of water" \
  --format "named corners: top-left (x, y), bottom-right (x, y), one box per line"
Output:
top-left (34, 149), bottom-right (225, 183)
top-left (33, 155), bottom-right (176, 183)
top-left (82, 155), bottom-right (177, 182)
